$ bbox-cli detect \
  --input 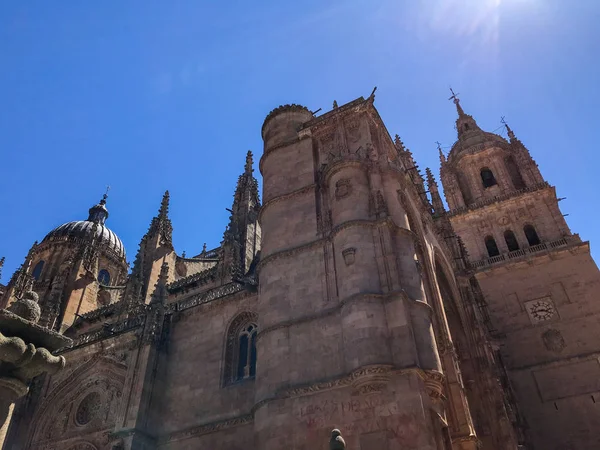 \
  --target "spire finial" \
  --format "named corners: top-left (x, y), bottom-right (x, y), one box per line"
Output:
top-left (449, 87), bottom-right (465, 116)
top-left (159, 190), bottom-right (170, 219)
top-left (436, 141), bottom-right (446, 164)
top-left (245, 151), bottom-right (254, 175)
top-left (501, 116), bottom-right (516, 141)
top-left (425, 167), bottom-right (445, 215)
top-left (102, 185), bottom-right (110, 204)
top-left (88, 191), bottom-right (110, 224)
